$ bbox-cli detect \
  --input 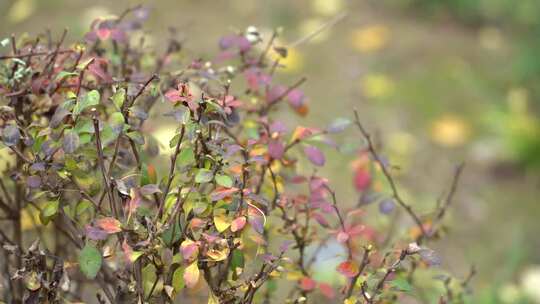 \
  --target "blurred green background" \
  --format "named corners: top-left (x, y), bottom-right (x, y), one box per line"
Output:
top-left (1, 0), bottom-right (539, 302)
